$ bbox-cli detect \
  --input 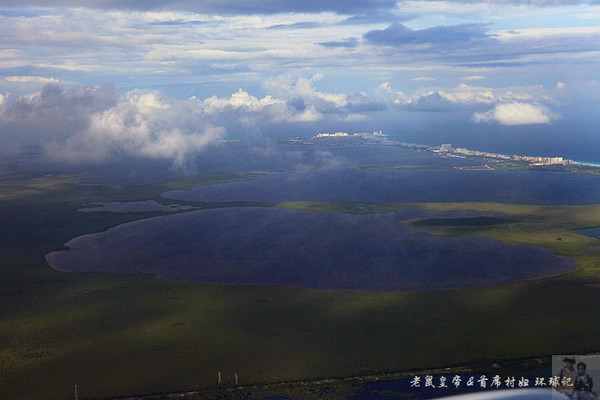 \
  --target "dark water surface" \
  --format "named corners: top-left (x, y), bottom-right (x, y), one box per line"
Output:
top-left (163, 167), bottom-right (600, 205)
top-left (577, 227), bottom-right (600, 239)
top-left (44, 141), bottom-right (597, 290)
top-left (47, 207), bottom-right (575, 291)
